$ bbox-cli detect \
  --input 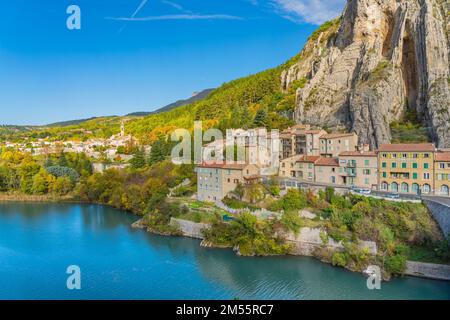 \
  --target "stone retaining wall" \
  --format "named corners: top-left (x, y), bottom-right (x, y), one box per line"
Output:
top-left (404, 261), bottom-right (450, 281)
top-left (423, 200), bottom-right (450, 237)
top-left (169, 218), bottom-right (209, 239)
top-left (285, 227), bottom-right (377, 256)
